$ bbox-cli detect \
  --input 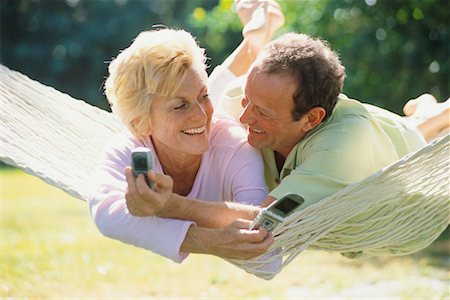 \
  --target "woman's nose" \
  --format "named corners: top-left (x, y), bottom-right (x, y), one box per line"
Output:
top-left (191, 102), bottom-right (207, 120)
